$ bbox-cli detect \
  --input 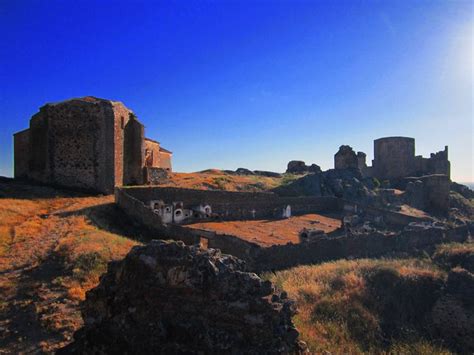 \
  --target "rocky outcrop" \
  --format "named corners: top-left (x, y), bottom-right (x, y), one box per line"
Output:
top-left (451, 182), bottom-right (474, 199)
top-left (286, 161), bottom-right (321, 174)
top-left (253, 170), bottom-right (282, 178)
top-left (61, 241), bottom-right (305, 354)
top-left (235, 167), bottom-right (255, 175)
top-left (273, 168), bottom-right (376, 204)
